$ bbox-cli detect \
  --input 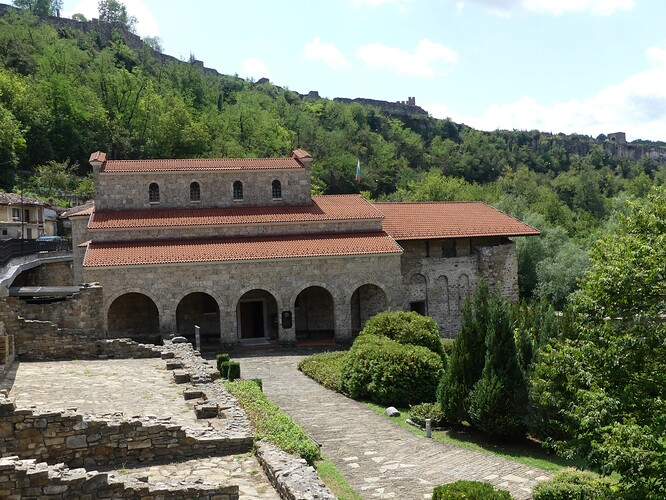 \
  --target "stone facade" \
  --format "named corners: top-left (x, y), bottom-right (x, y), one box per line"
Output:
top-left (67, 150), bottom-right (536, 344)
